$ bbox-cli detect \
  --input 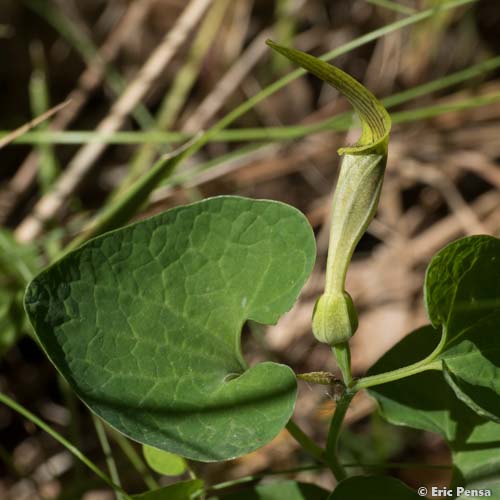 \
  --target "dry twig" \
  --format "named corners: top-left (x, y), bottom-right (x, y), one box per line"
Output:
top-left (0, 101), bottom-right (69, 151)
